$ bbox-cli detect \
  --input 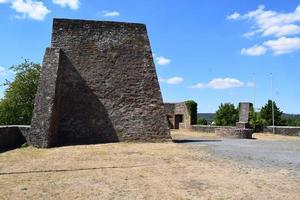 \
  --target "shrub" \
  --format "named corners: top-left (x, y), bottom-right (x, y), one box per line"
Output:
top-left (197, 117), bottom-right (208, 125)
top-left (185, 100), bottom-right (197, 125)
top-left (214, 103), bottom-right (238, 126)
